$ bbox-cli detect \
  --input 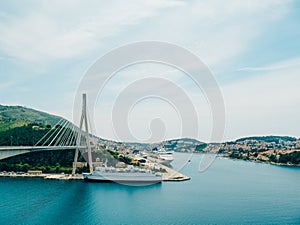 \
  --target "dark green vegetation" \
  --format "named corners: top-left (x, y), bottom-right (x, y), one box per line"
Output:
top-left (121, 137), bottom-right (204, 152)
top-left (0, 105), bottom-right (61, 132)
top-left (163, 138), bottom-right (204, 152)
top-left (95, 149), bottom-right (119, 167)
top-left (0, 123), bottom-right (77, 146)
top-left (0, 104), bottom-right (141, 173)
top-left (108, 150), bottom-right (135, 165)
top-left (0, 122), bottom-right (81, 173)
top-left (0, 125), bottom-right (118, 173)
top-left (0, 147), bottom-right (128, 174)
top-left (236, 136), bottom-right (296, 143)
top-left (0, 105), bottom-right (78, 147)
top-left (195, 143), bottom-right (208, 151)
top-left (0, 105), bottom-right (78, 173)
top-left (0, 149), bottom-right (81, 173)
top-left (0, 147), bottom-right (124, 174)
top-left (229, 150), bottom-right (300, 165)
top-left (275, 151), bottom-right (300, 164)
